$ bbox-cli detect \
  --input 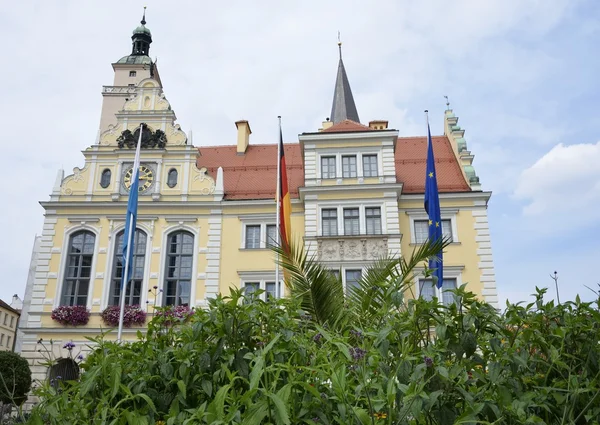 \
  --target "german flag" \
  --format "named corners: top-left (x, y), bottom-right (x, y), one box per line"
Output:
top-left (278, 128), bottom-right (292, 253)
